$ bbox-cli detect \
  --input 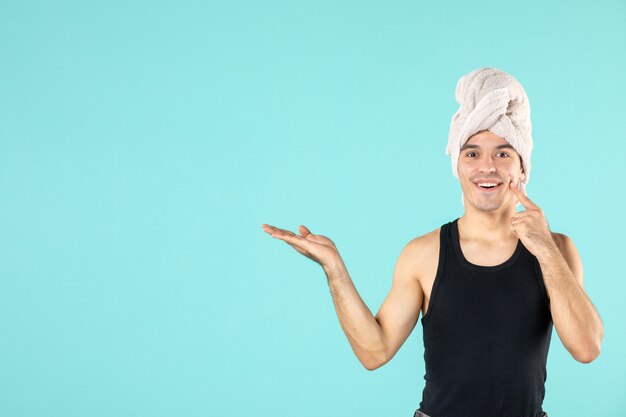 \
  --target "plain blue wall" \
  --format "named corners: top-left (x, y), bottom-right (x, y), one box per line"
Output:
top-left (1, 1), bottom-right (624, 416)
